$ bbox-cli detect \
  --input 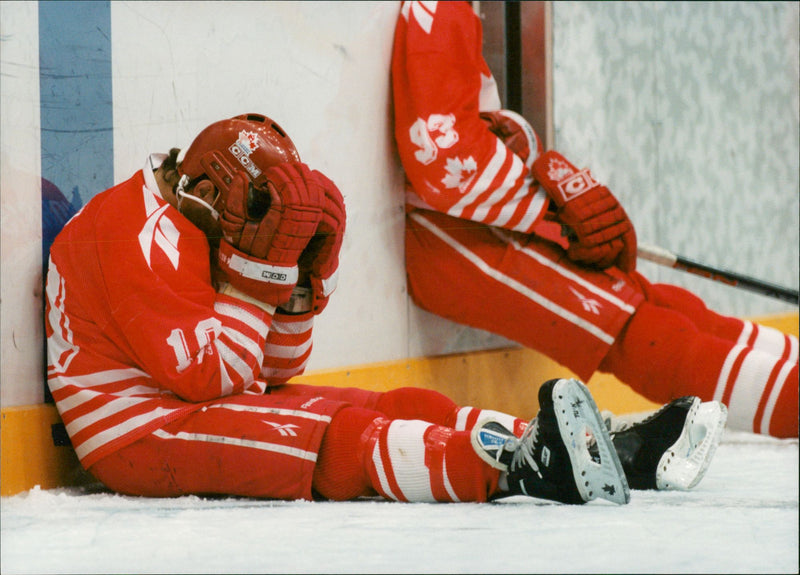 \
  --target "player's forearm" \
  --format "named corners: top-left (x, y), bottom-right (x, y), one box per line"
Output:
top-left (261, 310), bottom-right (315, 385)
